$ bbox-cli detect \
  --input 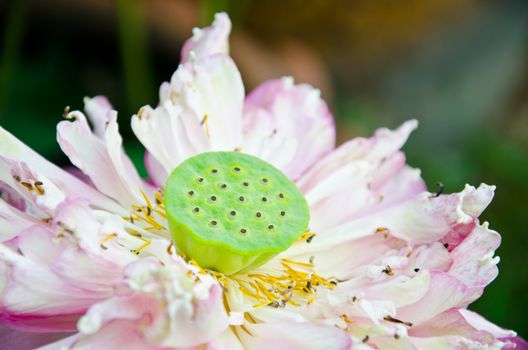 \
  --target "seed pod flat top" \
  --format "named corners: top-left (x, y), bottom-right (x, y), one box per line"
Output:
top-left (165, 151), bottom-right (310, 274)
